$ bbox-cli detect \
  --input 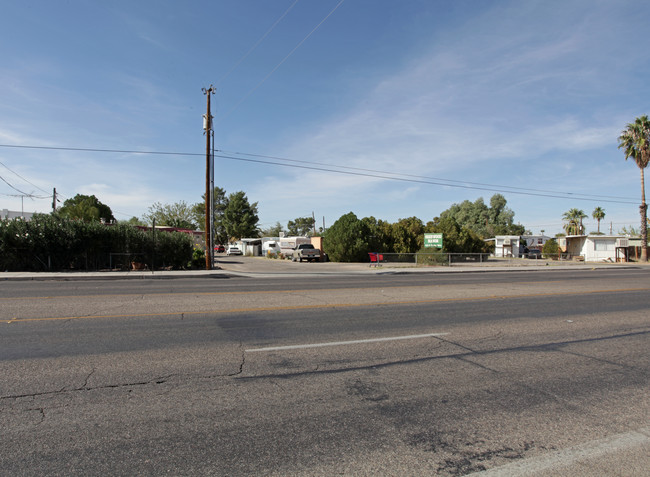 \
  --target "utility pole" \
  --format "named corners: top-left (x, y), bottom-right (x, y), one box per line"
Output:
top-left (202, 85), bottom-right (215, 270)
top-left (52, 188), bottom-right (57, 212)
